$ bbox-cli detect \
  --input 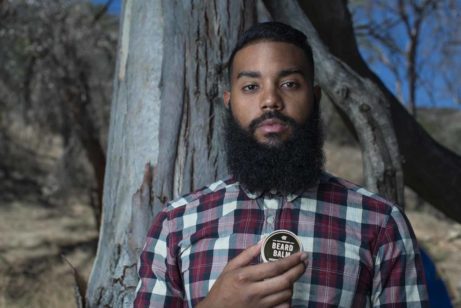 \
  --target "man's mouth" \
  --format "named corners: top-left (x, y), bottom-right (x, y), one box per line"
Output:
top-left (256, 118), bottom-right (288, 134)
